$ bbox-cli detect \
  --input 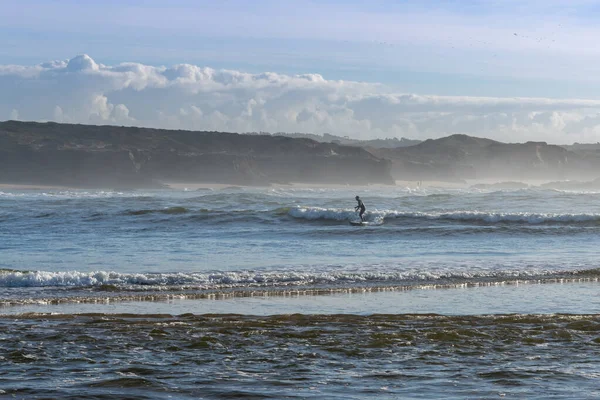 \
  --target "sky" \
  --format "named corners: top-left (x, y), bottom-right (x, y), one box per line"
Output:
top-left (2, 0), bottom-right (600, 143)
